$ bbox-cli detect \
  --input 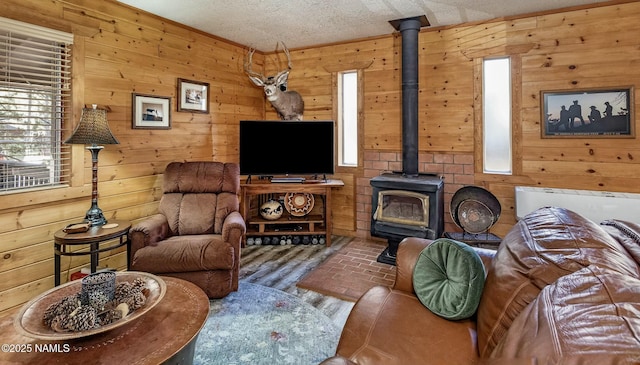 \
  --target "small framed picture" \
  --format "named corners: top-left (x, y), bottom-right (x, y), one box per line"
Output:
top-left (541, 87), bottom-right (634, 138)
top-left (132, 93), bottom-right (171, 129)
top-left (177, 78), bottom-right (210, 114)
